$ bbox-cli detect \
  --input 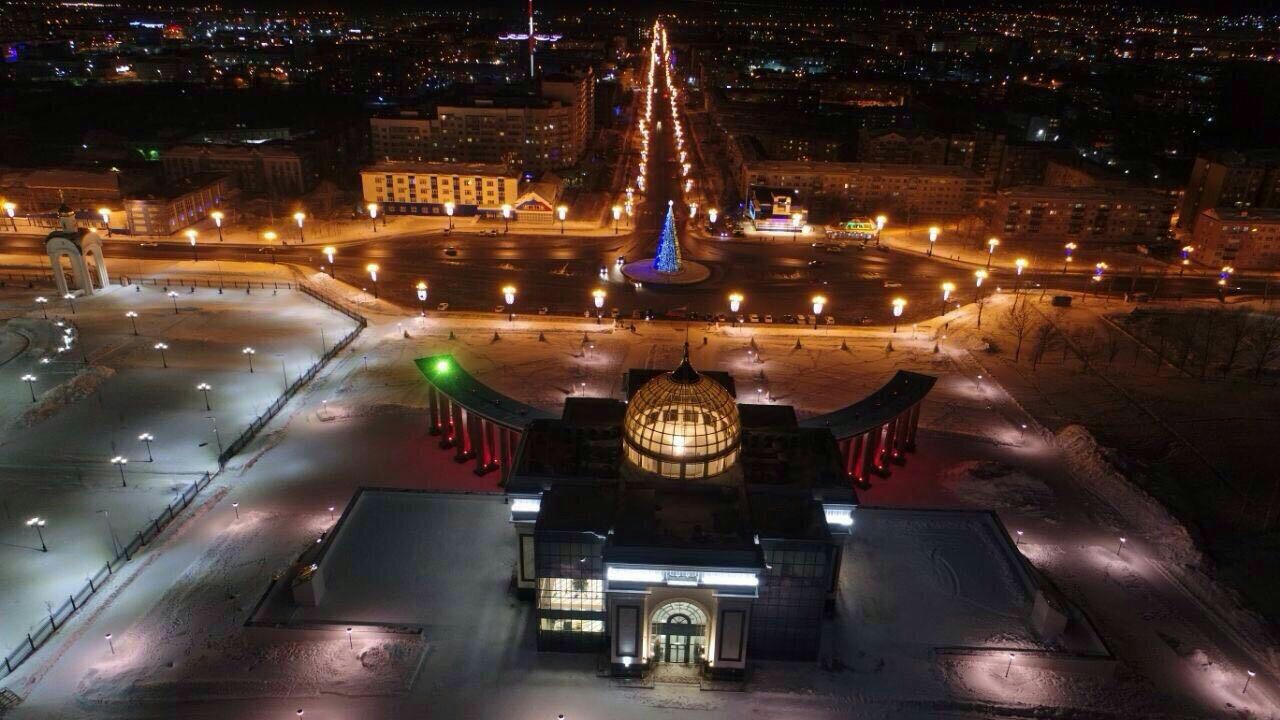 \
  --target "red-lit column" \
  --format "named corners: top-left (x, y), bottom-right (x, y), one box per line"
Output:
top-left (473, 416), bottom-right (489, 474)
top-left (878, 421), bottom-right (896, 476)
top-left (862, 428), bottom-right (879, 478)
top-left (428, 386), bottom-right (442, 435)
top-left (440, 397), bottom-right (456, 449)
top-left (452, 404), bottom-right (468, 461)
top-left (500, 427), bottom-right (512, 481)
top-left (905, 403), bottom-right (921, 451)
top-left (892, 413), bottom-right (909, 464)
